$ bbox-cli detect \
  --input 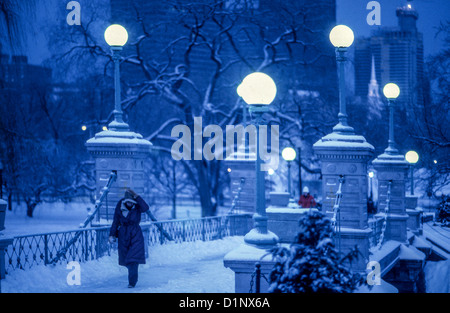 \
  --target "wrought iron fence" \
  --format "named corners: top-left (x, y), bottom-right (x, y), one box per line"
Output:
top-left (4, 214), bottom-right (252, 274)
